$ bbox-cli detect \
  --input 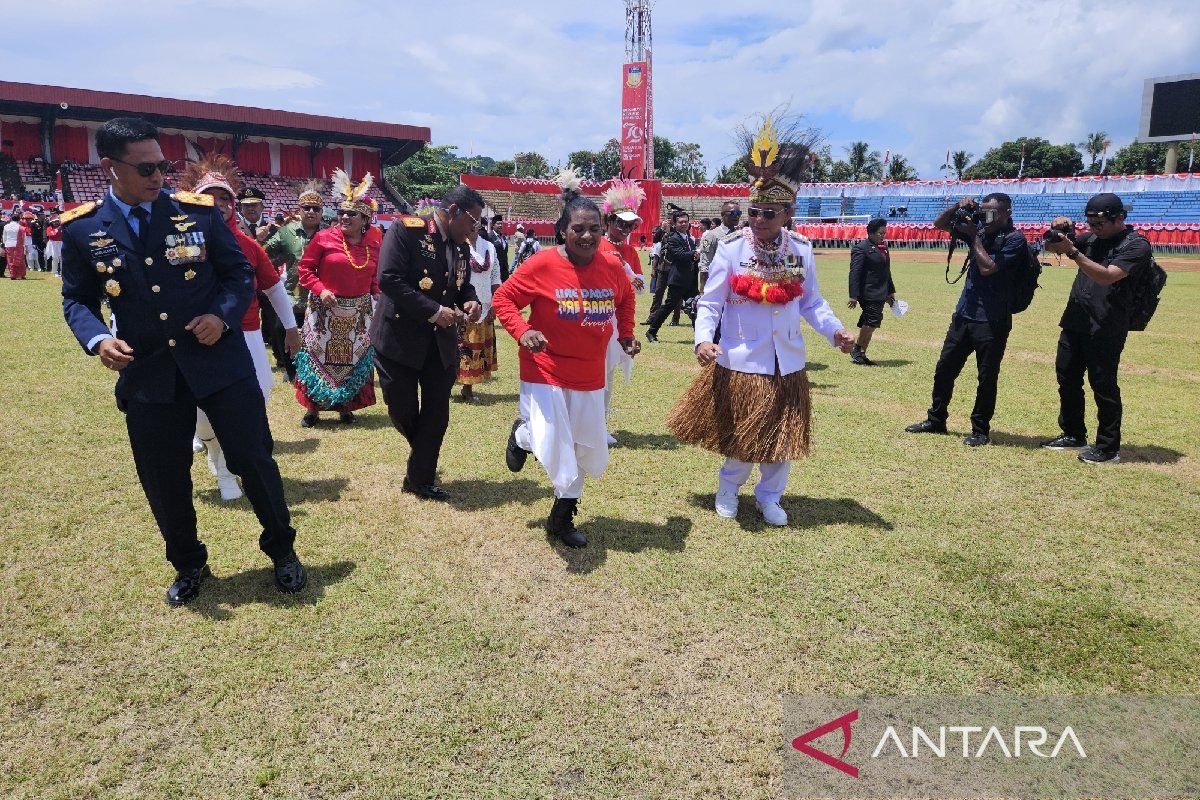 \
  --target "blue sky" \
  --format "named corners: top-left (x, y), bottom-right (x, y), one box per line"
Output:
top-left (1, 0), bottom-right (1197, 179)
